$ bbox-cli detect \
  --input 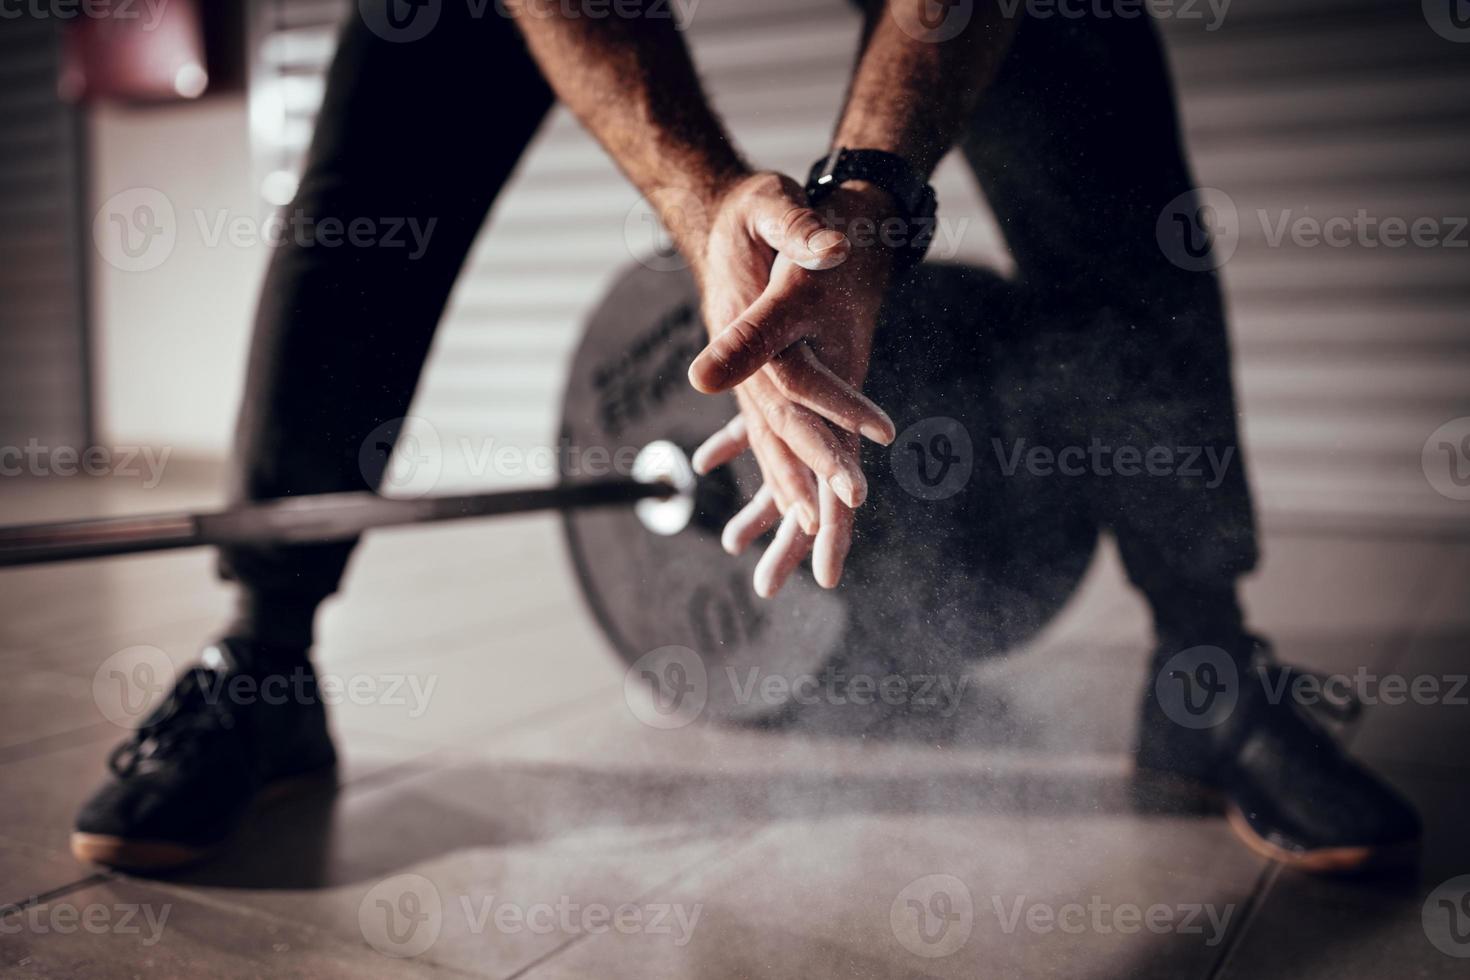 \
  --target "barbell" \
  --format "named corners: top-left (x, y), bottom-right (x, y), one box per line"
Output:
top-left (0, 444), bottom-right (694, 568)
top-left (2, 261), bottom-right (1102, 724)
